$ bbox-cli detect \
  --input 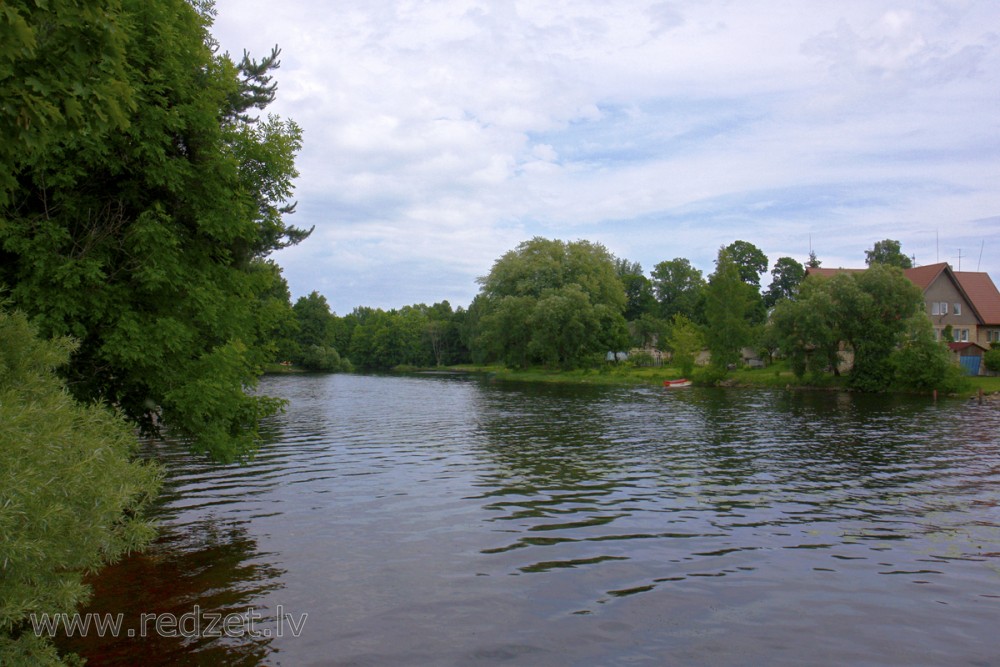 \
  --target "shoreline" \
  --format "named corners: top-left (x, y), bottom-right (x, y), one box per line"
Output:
top-left (264, 362), bottom-right (1000, 401)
